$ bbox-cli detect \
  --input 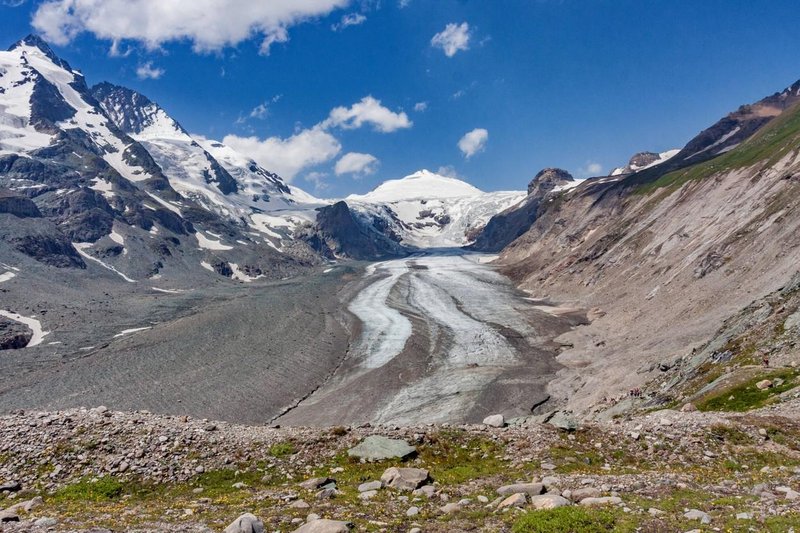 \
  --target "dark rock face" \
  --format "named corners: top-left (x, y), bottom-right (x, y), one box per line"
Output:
top-left (0, 317), bottom-right (32, 350)
top-left (0, 215), bottom-right (85, 268)
top-left (528, 168), bottom-right (574, 196)
top-left (472, 168), bottom-right (574, 252)
top-left (0, 190), bottom-right (41, 218)
top-left (309, 201), bottom-right (406, 260)
top-left (628, 152), bottom-right (660, 169)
